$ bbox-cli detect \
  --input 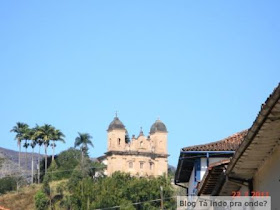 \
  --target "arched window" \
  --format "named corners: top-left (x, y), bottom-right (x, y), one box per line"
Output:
top-left (118, 138), bottom-right (121, 146)
top-left (140, 162), bottom-right (144, 169)
top-left (129, 161), bottom-right (133, 168)
top-left (140, 141), bottom-right (143, 147)
top-left (150, 162), bottom-right (154, 170)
